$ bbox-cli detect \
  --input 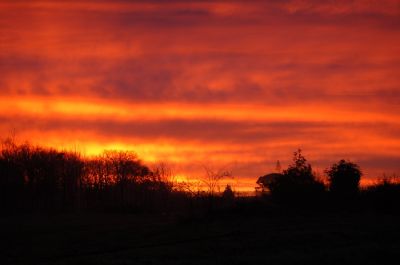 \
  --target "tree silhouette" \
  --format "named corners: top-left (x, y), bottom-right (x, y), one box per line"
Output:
top-left (256, 173), bottom-right (282, 192)
top-left (202, 166), bottom-right (232, 196)
top-left (265, 149), bottom-right (325, 204)
top-left (222, 184), bottom-right (234, 200)
top-left (275, 160), bottom-right (282, 173)
top-left (325, 159), bottom-right (362, 198)
top-left (0, 140), bottom-right (179, 213)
